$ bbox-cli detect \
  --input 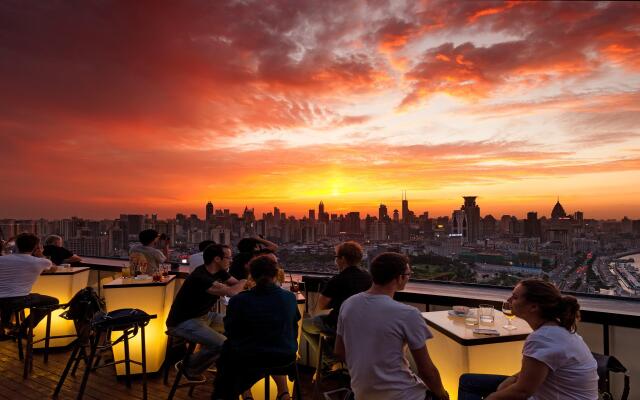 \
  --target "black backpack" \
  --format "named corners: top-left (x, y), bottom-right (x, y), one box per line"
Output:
top-left (60, 287), bottom-right (106, 344)
top-left (592, 352), bottom-right (630, 400)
